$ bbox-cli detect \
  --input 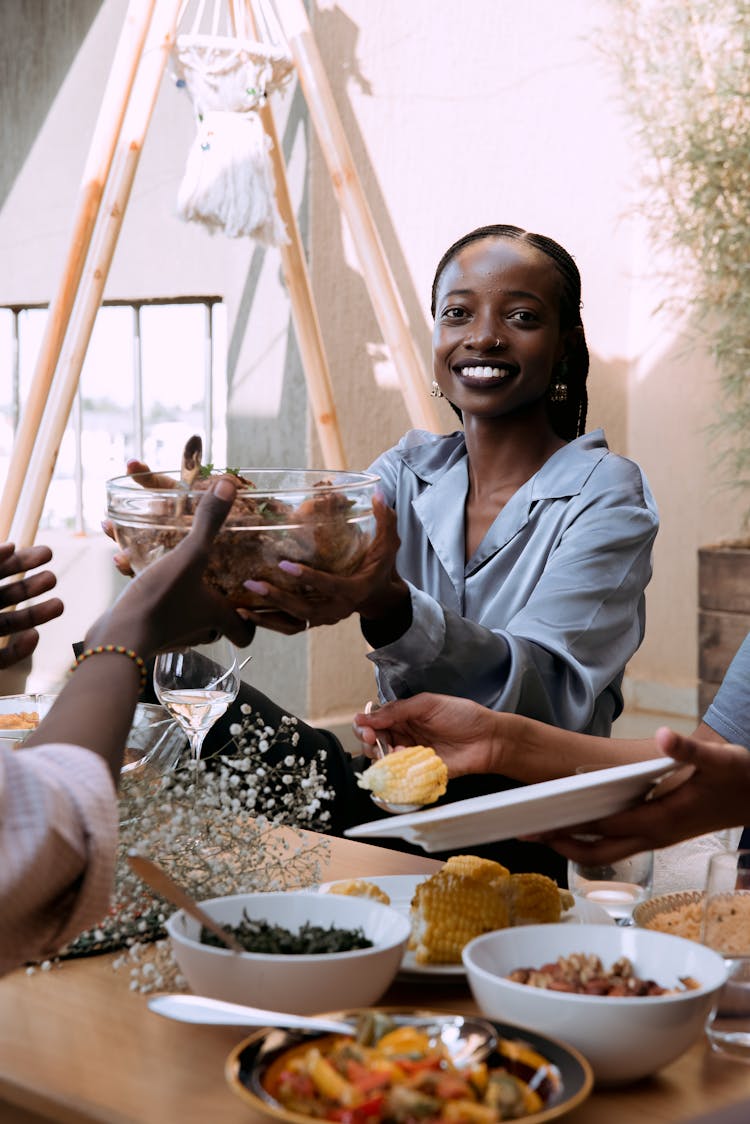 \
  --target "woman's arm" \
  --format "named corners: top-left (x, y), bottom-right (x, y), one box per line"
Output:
top-left (1, 479), bottom-right (253, 972)
top-left (354, 693), bottom-right (658, 783)
top-left (25, 478), bottom-right (254, 780)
